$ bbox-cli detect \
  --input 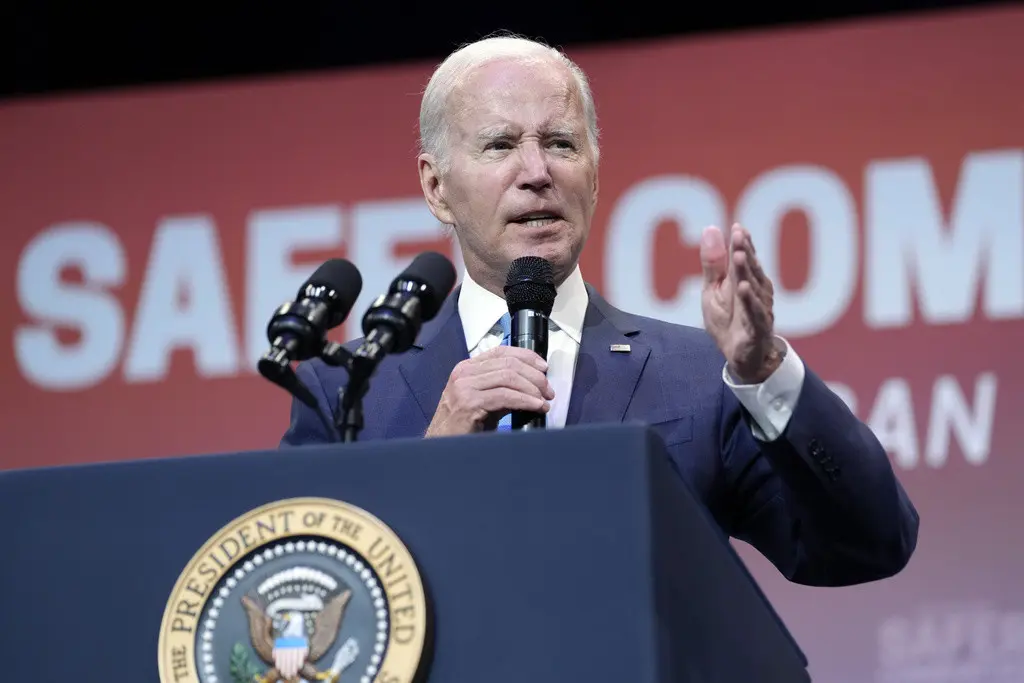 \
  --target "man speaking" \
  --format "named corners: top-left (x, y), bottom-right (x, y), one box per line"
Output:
top-left (281, 35), bottom-right (919, 587)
